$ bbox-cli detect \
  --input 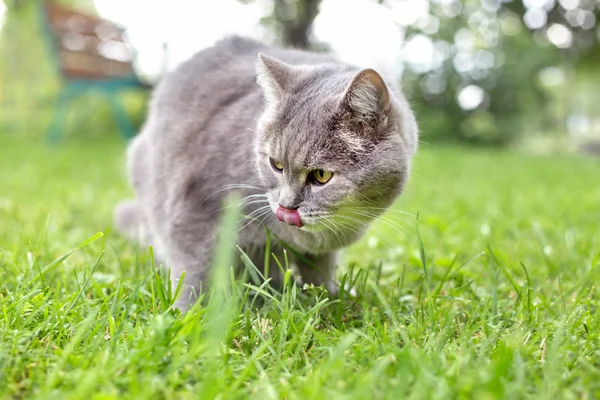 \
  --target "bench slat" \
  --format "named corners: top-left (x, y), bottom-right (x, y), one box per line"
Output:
top-left (43, 0), bottom-right (138, 81)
